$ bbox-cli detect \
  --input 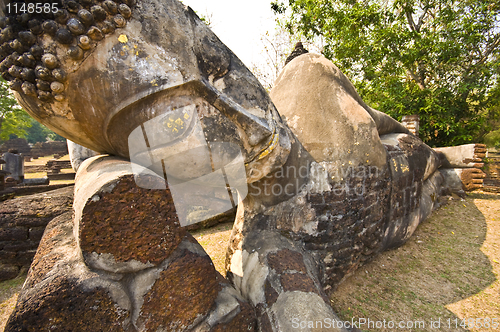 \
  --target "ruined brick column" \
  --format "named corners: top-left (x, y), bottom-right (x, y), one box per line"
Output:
top-left (1, 151), bottom-right (24, 184)
top-left (0, 157), bottom-right (7, 191)
top-left (401, 115), bottom-right (420, 137)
